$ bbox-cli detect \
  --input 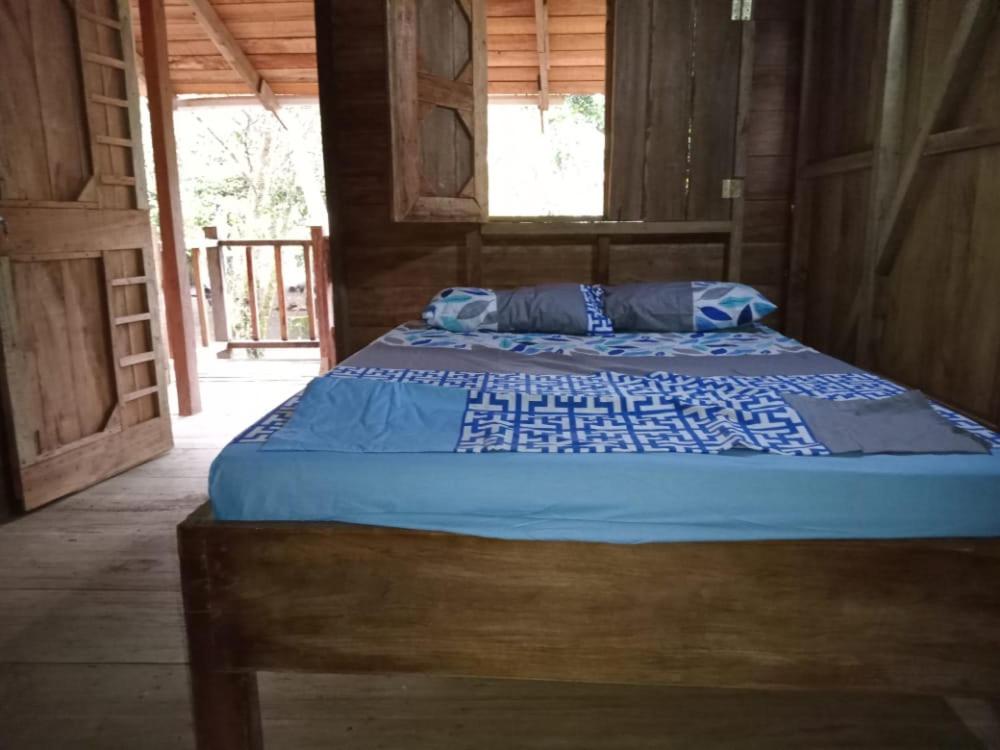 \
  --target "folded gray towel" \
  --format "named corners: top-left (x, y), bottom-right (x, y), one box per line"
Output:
top-left (783, 390), bottom-right (990, 455)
